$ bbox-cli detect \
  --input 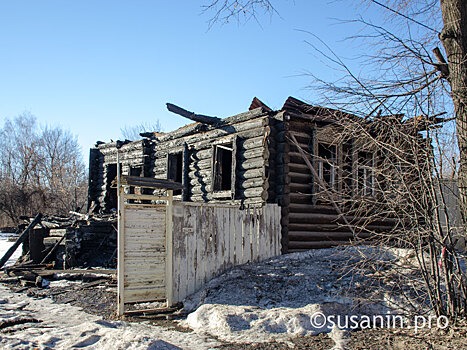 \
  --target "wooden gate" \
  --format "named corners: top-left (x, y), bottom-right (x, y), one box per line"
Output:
top-left (117, 176), bottom-right (180, 315)
top-left (117, 176), bottom-right (281, 315)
